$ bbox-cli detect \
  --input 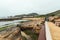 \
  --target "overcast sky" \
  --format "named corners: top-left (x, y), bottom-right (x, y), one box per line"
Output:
top-left (0, 0), bottom-right (60, 17)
